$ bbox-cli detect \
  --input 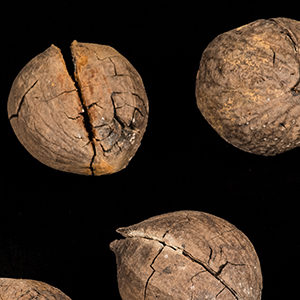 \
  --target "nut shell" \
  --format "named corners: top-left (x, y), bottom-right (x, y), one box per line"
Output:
top-left (8, 41), bottom-right (149, 175)
top-left (0, 278), bottom-right (71, 299)
top-left (110, 210), bottom-right (262, 300)
top-left (196, 17), bottom-right (300, 156)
